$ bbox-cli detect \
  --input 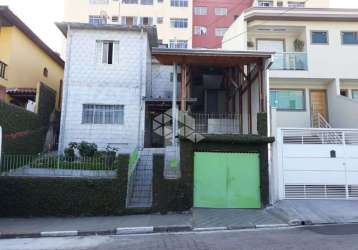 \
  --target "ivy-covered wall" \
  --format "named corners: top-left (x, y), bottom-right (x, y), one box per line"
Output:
top-left (36, 82), bottom-right (57, 126)
top-left (0, 100), bottom-right (45, 154)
